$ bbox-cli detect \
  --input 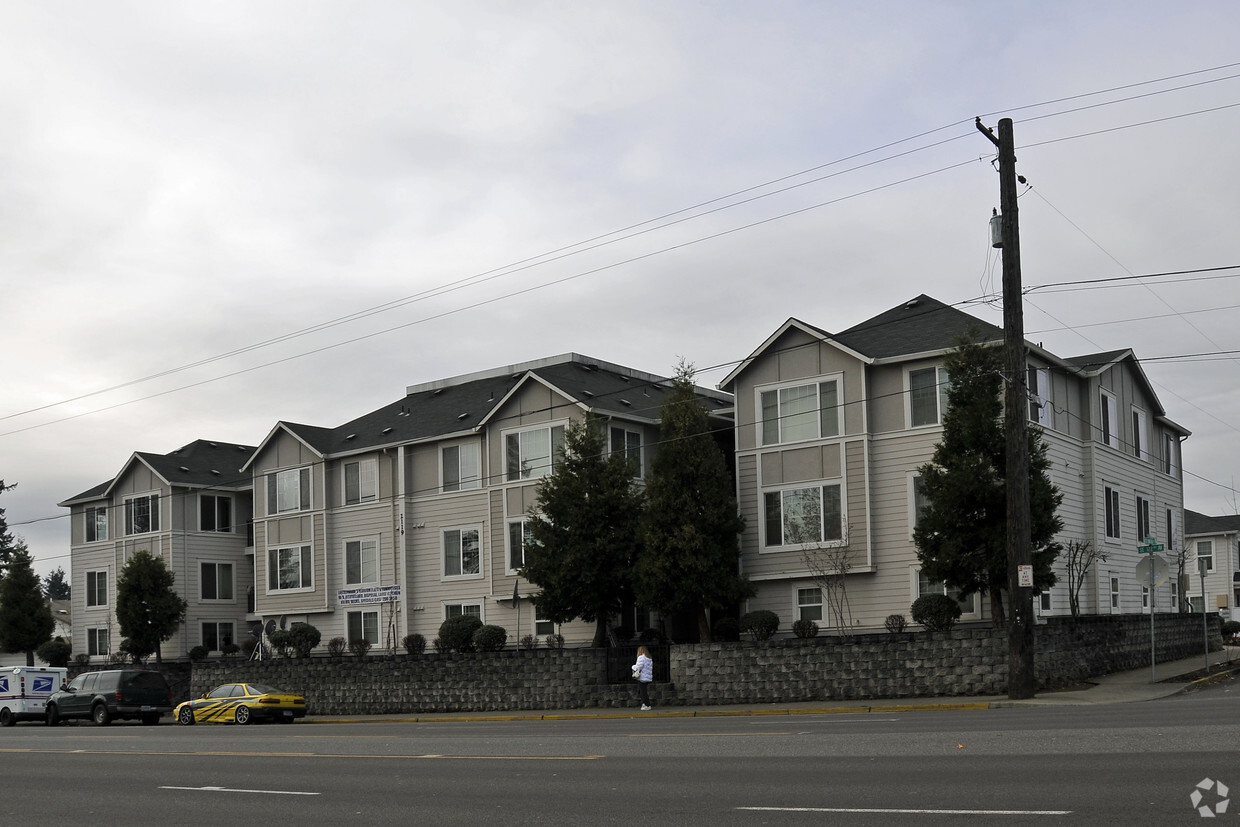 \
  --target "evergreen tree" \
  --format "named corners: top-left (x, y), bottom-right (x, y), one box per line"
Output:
top-left (116, 549), bottom-right (187, 665)
top-left (522, 413), bottom-right (645, 647)
top-left (912, 332), bottom-right (1063, 627)
top-left (635, 361), bottom-right (750, 642)
top-left (0, 546), bottom-right (54, 665)
top-left (0, 480), bottom-right (19, 576)
top-left (44, 567), bottom-right (71, 600)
